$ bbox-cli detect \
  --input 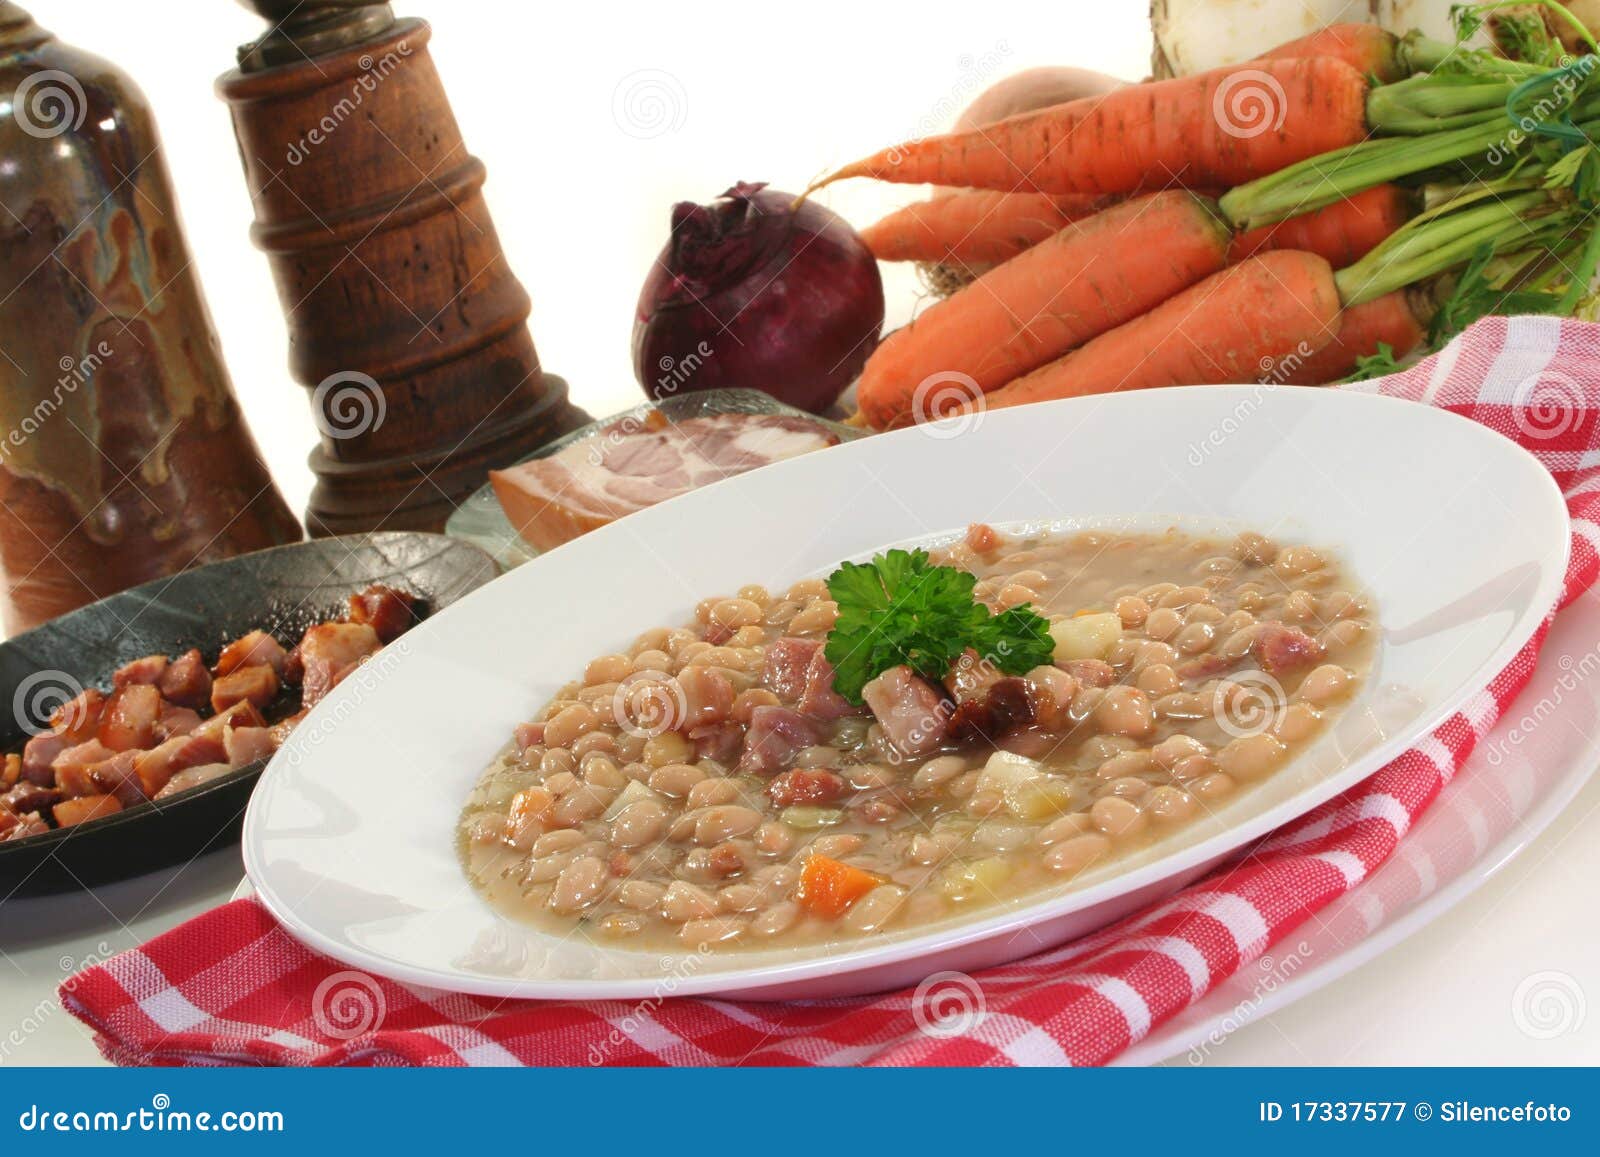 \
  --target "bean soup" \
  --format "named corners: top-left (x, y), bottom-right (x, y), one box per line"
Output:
top-left (459, 524), bottom-right (1375, 951)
